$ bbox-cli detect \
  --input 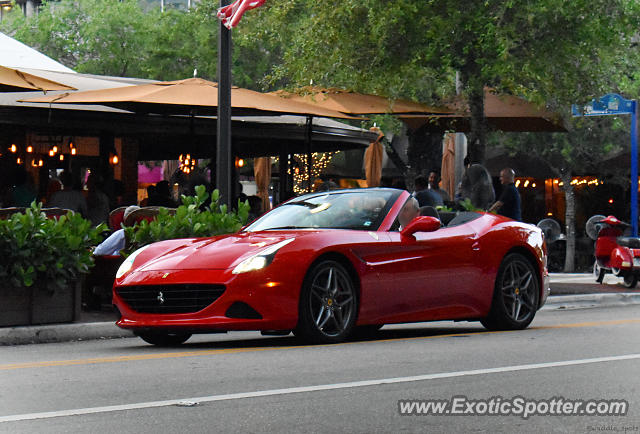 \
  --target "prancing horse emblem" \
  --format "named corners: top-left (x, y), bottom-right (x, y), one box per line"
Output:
top-left (157, 291), bottom-right (165, 304)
